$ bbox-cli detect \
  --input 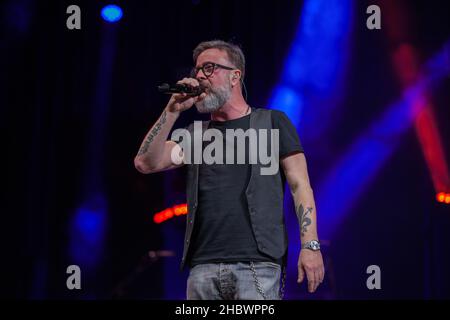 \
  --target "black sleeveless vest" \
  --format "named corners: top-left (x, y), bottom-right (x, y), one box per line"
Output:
top-left (180, 108), bottom-right (288, 270)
